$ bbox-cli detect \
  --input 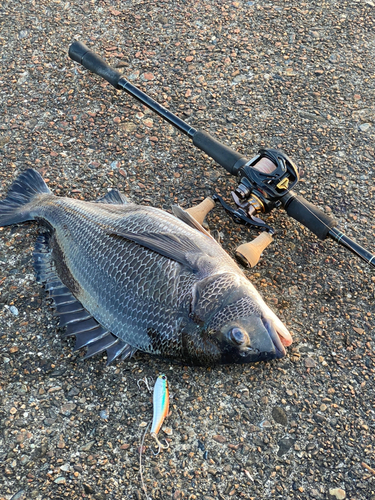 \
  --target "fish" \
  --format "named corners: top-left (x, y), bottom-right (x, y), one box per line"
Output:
top-left (0, 169), bottom-right (292, 366)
